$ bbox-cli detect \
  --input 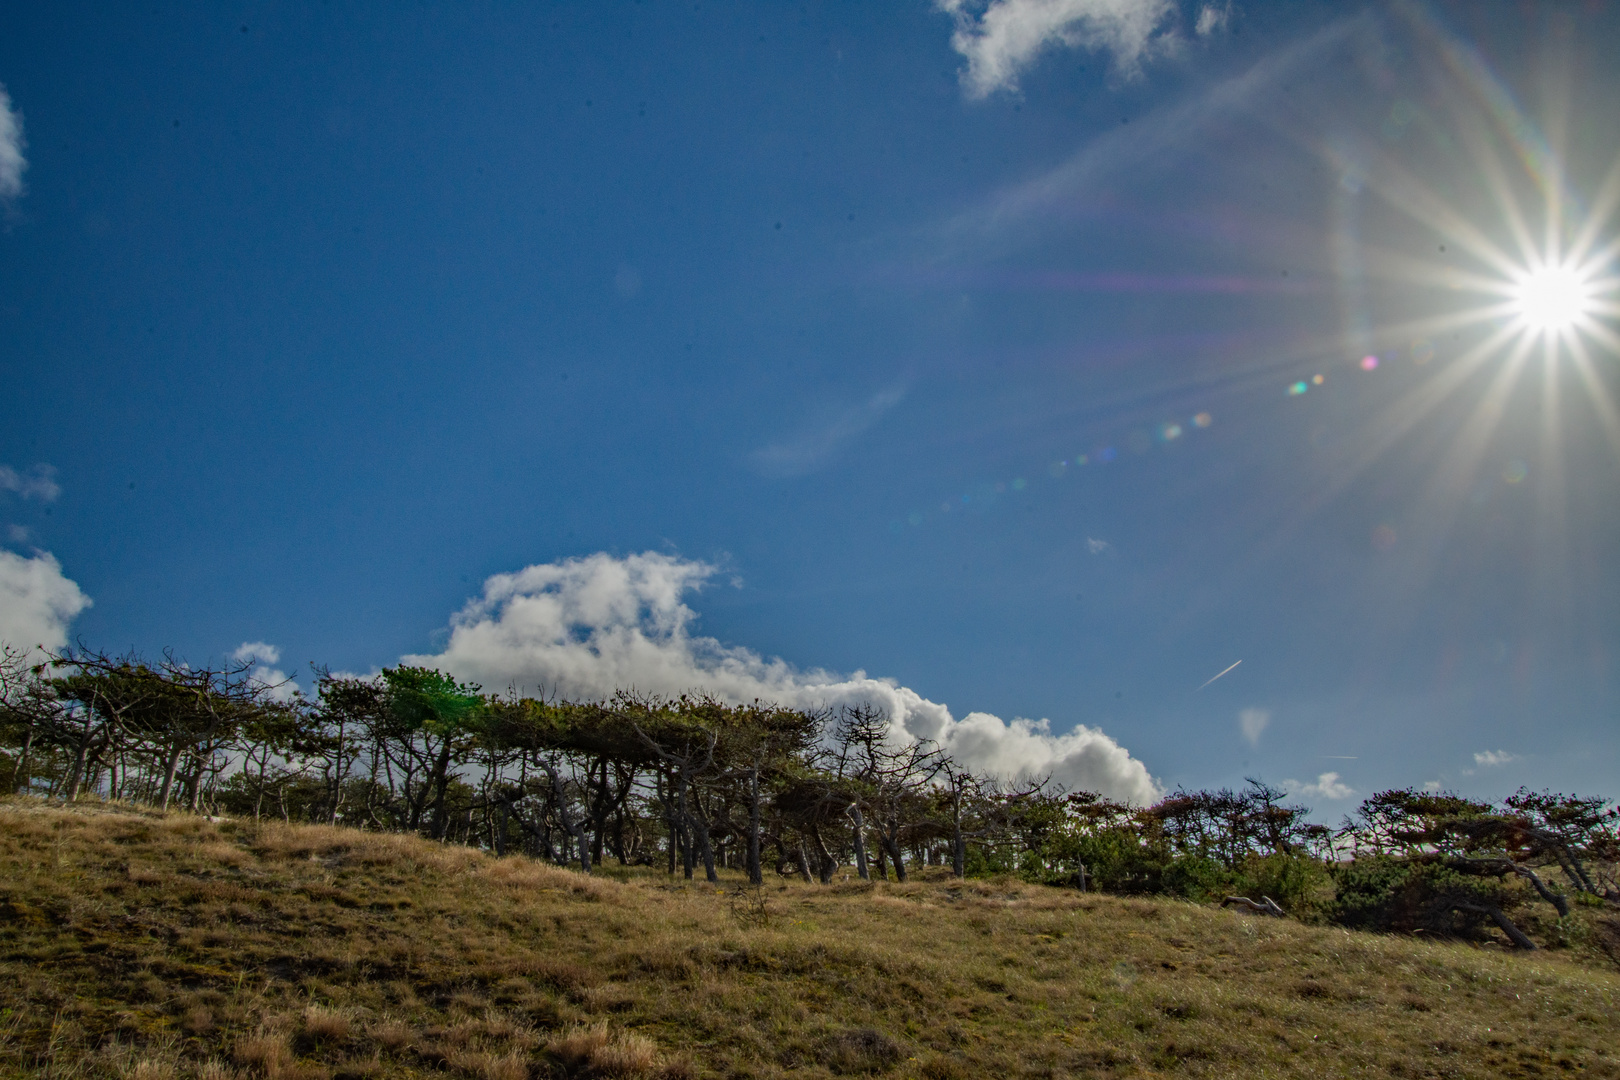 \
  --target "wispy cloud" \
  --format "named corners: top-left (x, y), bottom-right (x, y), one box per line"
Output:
top-left (0, 464), bottom-right (60, 502)
top-left (405, 551), bottom-right (1164, 804)
top-left (0, 83), bottom-right (26, 204)
top-left (1238, 707), bottom-right (1269, 746)
top-left (937, 0), bottom-right (1179, 98)
top-left (750, 386), bottom-right (906, 478)
top-left (1473, 749), bottom-right (1518, 768)
top-left (1085, 537), bottom-right (1111, 554)
top-left (1194, 3), bottom-right (1231, 37)
top-left (1285, 771), bottom-right (1355, 800)
top-left (944, 15), bottom-right (1361, 242)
